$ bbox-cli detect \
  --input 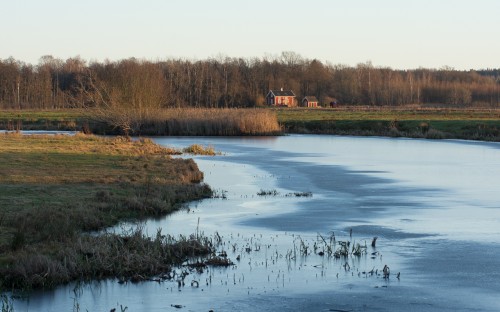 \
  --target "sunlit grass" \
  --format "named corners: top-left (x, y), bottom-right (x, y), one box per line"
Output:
top-left (3, 107), bottom-right (500, 140)
top-left (276, 107), bottom-right (500, 122)
top-left (276, 107), bottom-right (500, 140)
top-left (0, 133), bottom-right (213, 290)
top-left (0, 134), bottom-right (185, 184)
top-left (0, 109), bottom-right (84, 120)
